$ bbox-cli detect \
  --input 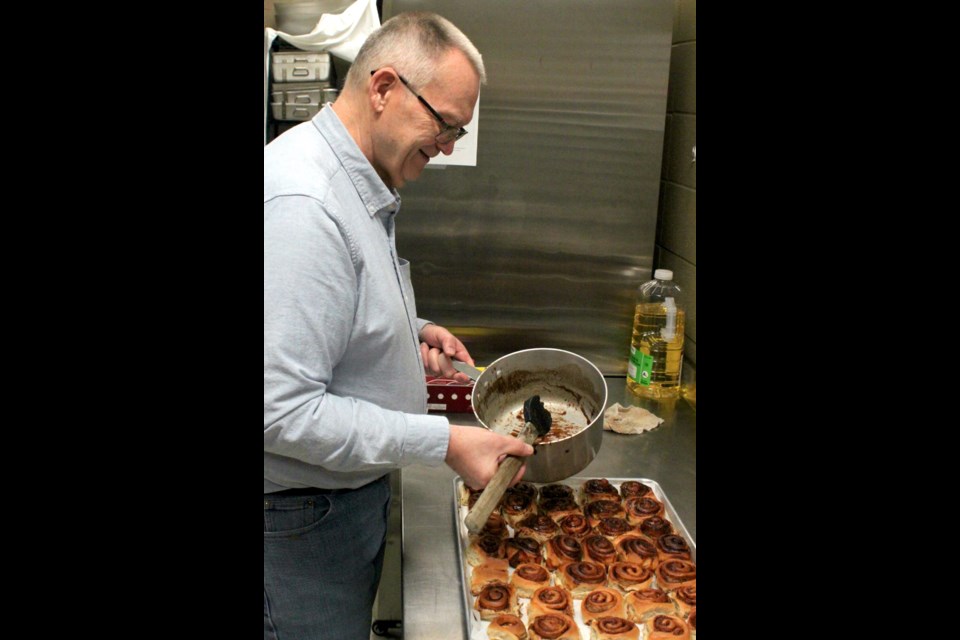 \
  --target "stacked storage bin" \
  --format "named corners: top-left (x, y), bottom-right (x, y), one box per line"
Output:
top-left (269, 49), bottom-right (338, 133)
